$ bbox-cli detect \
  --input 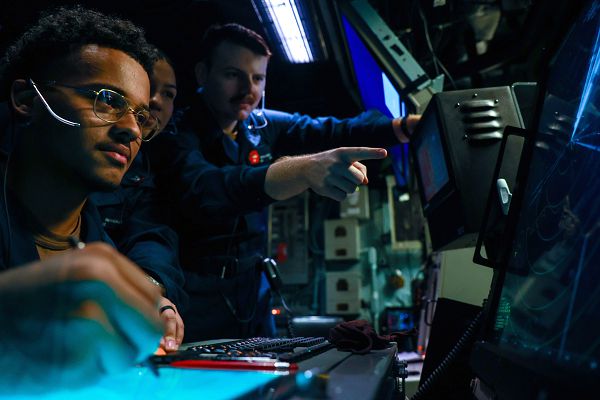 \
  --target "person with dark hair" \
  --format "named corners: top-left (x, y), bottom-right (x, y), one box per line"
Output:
top-left (197, 23), bottom-right (272, 69)
top-left (91, 50), bottom-right (186, 353)
top-left (147, 23), bottom-right (419, 341)
top-left (0, 6), bottom-right (164, 391)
